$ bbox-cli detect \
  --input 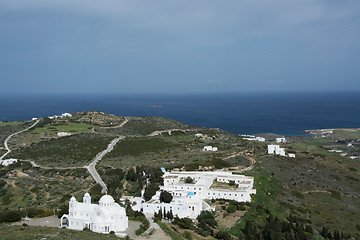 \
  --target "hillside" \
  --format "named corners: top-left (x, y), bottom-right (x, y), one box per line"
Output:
top-left (0, 112), bottom-right (359, 239)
